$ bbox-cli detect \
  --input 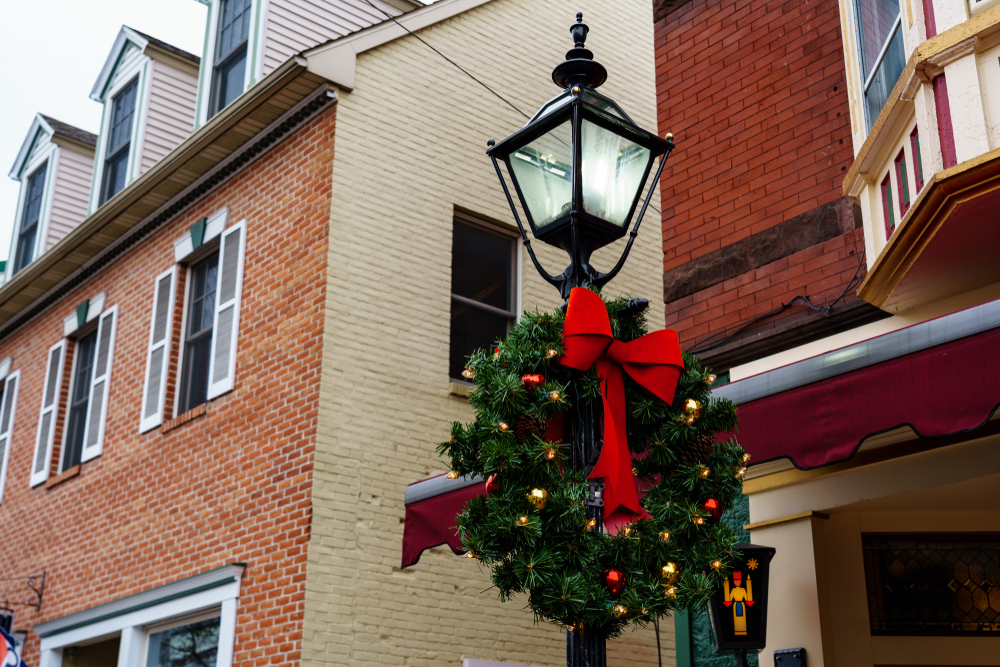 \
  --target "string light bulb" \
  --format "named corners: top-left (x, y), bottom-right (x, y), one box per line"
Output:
top-left (612, 604), bottom-right (628, 617)
top-left (742, 453), bottom-right (751, 464)
top-left (664, 586), bottom-right (678, 598)
top-left (706, 374), bottom-right (717, 385)
top-left (544, 447), bottom-right (557, 460)
top-left (546, 348), bottom-right (559, 359)
top-left (659, 530), bottom-right (670, 543)
top-left (697, 466), bottom-right (711, 479)
top-left (462, 368), bottom-right (475, 379)
top-left (518, 515), bottom-right (529, 525)
top-left (736, 466), bottom-right (747, 478)
top-left (498, 421), bottom-right (510, 433)
top-left (693, 516), bottom-right (706, 526)
top-left (547, 390), bottom-right (561, 402)
top-left (621, 524), bottom-right (633, 537)
top-left (585, 518), bottom-right (597, 531)
top-left (446, 470), bottom-right (459, 480)
top-left (711, 559), bottom-right (722, 570)
top-left (464, 551), bottom-right (478, 559)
